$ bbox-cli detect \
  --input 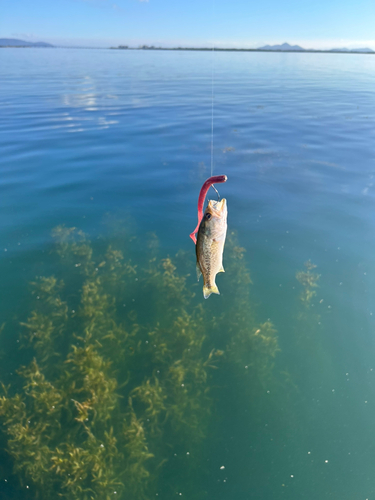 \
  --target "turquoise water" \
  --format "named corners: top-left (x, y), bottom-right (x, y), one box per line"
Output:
top-left (1, 48), bottom-right (375, 499)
